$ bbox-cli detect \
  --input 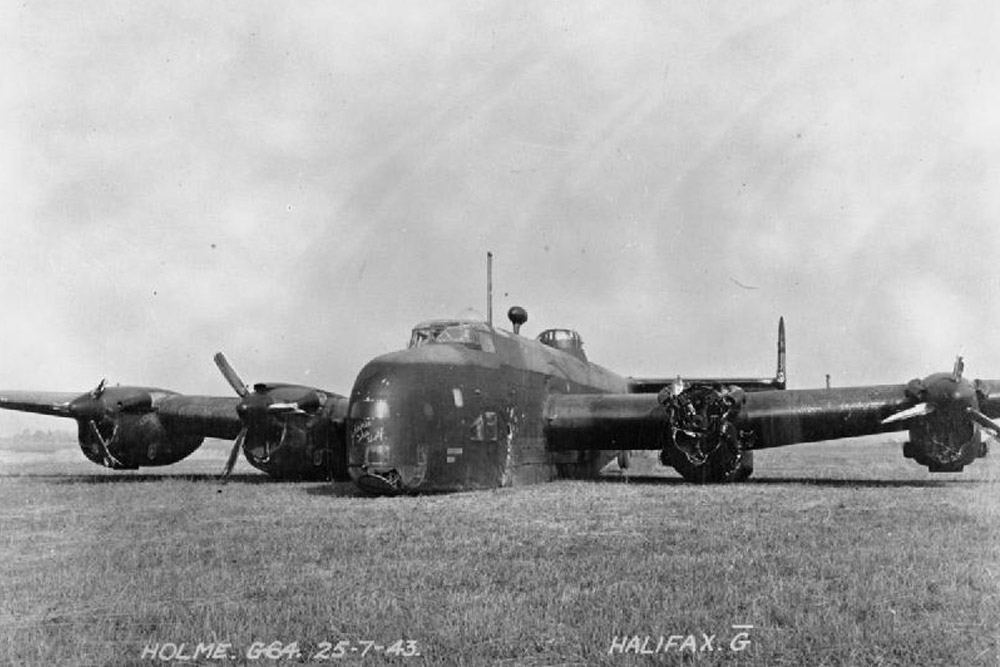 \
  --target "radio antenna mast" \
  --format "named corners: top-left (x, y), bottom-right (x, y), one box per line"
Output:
top-left (486, 251), bottom-right (493, 327)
